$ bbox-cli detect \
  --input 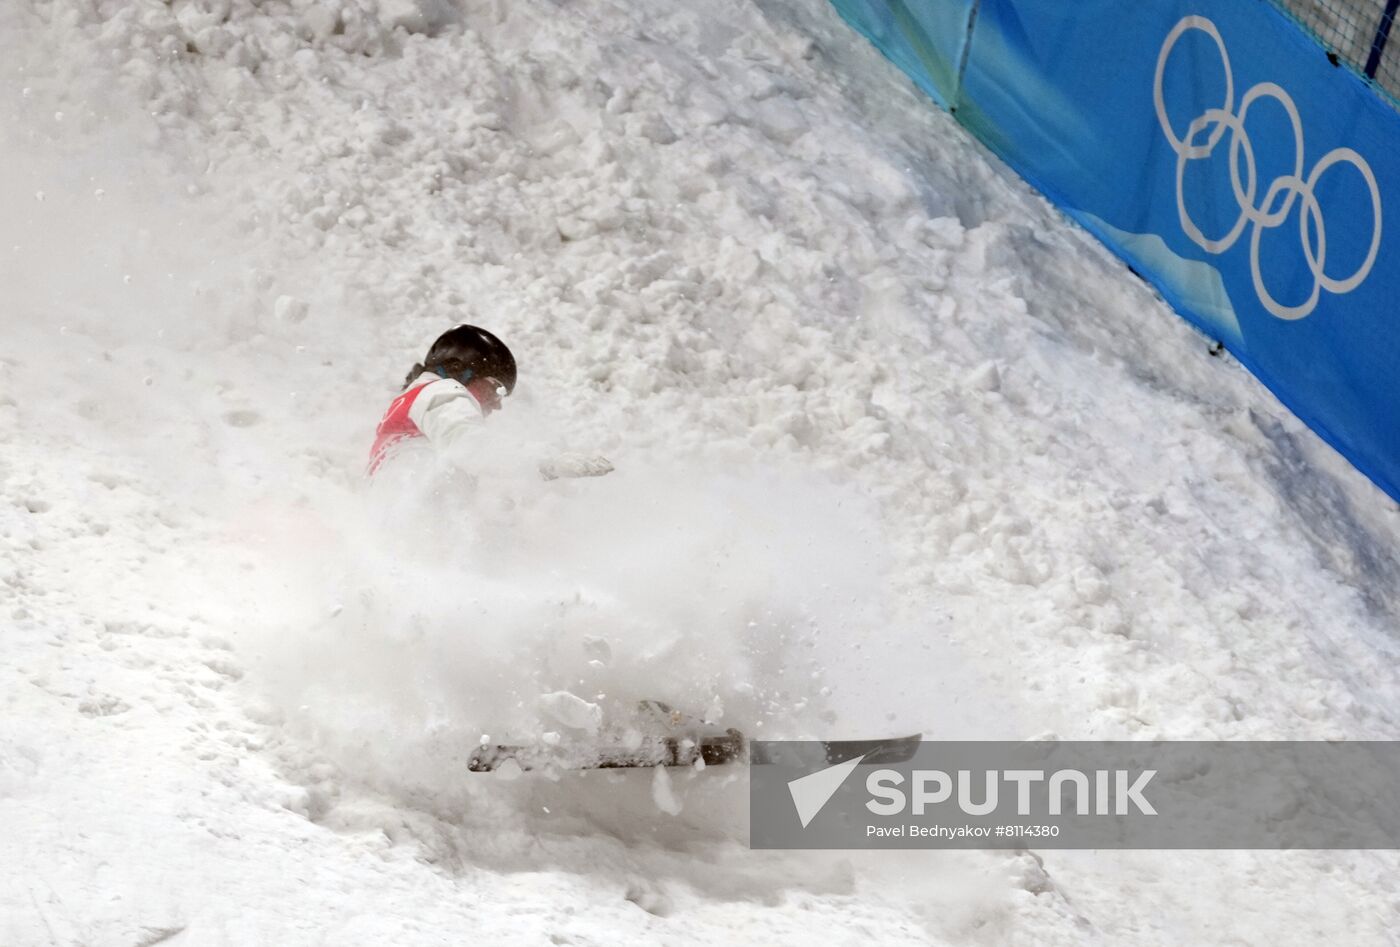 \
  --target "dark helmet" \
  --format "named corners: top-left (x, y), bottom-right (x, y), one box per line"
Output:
top-left (410, 324), bottom-right (517, 393)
